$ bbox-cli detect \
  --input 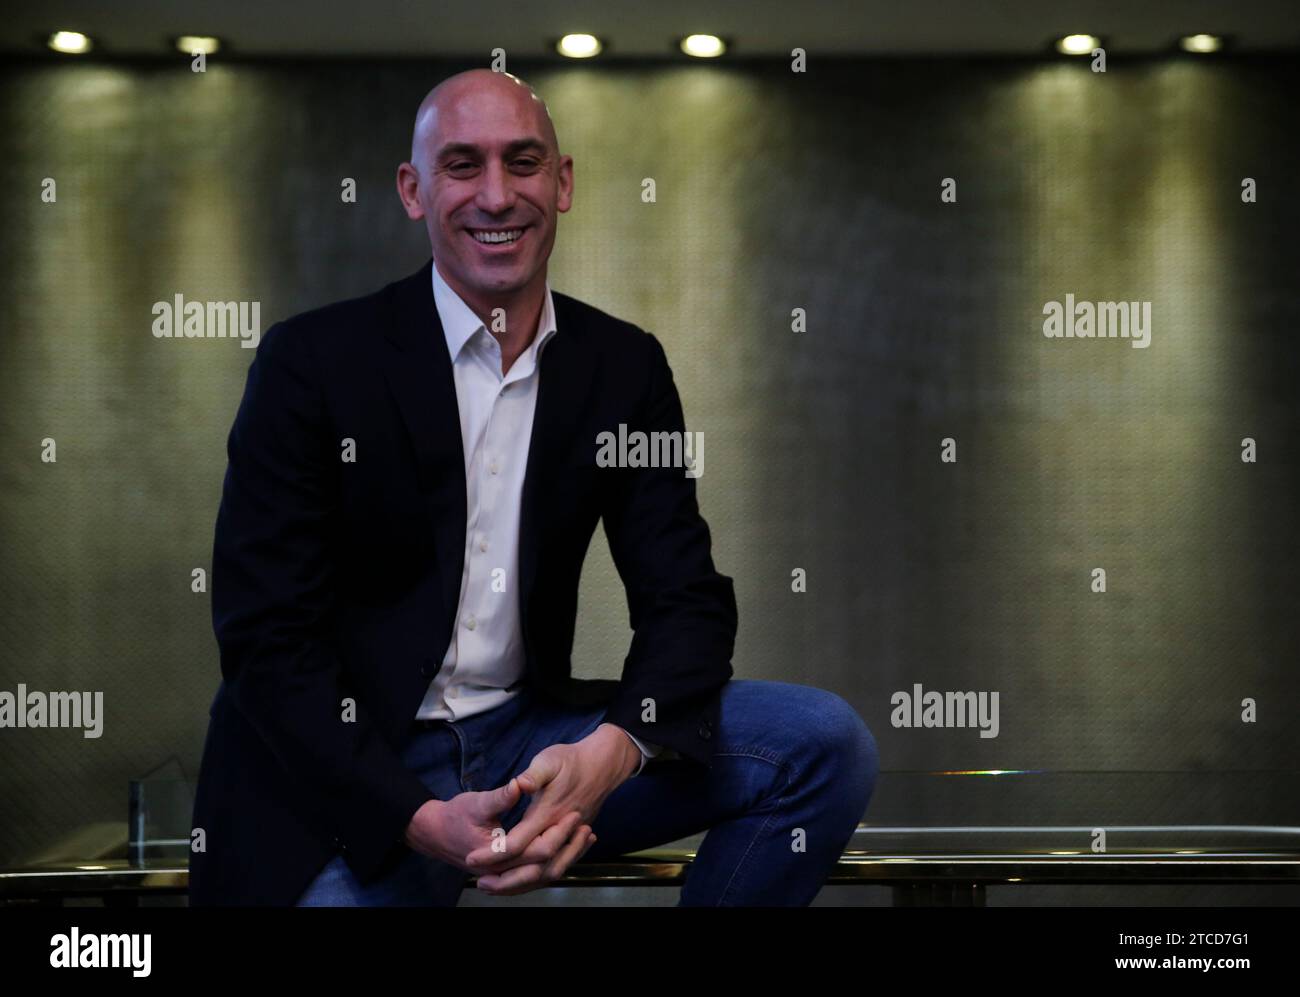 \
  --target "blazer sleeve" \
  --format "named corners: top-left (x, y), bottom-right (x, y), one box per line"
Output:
top-left (210, 319), bottom-right (434, 881)
top-left (597, 332), bottom-right (738, 767)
